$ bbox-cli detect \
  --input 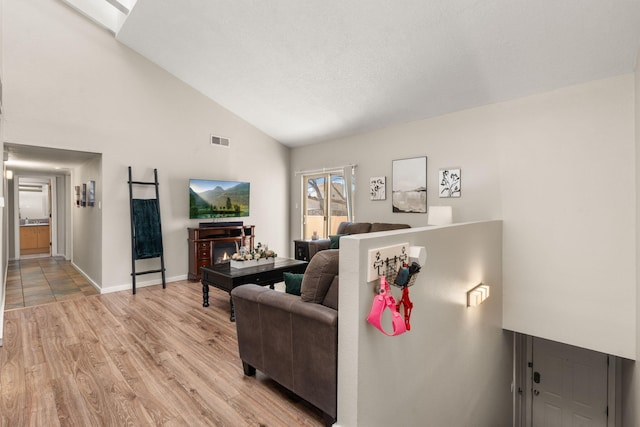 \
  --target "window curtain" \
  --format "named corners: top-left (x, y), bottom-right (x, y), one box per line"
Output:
top-left (343, 165), bottom-right (355, 222)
